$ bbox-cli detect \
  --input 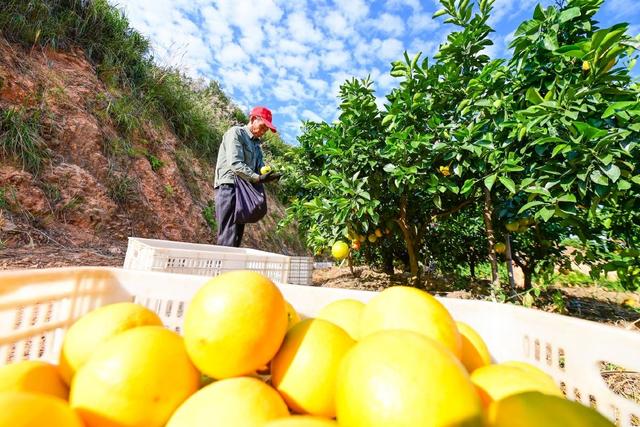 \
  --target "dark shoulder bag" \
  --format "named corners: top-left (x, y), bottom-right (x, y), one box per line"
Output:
top-left (234, 175), bottom-right (267, 223)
